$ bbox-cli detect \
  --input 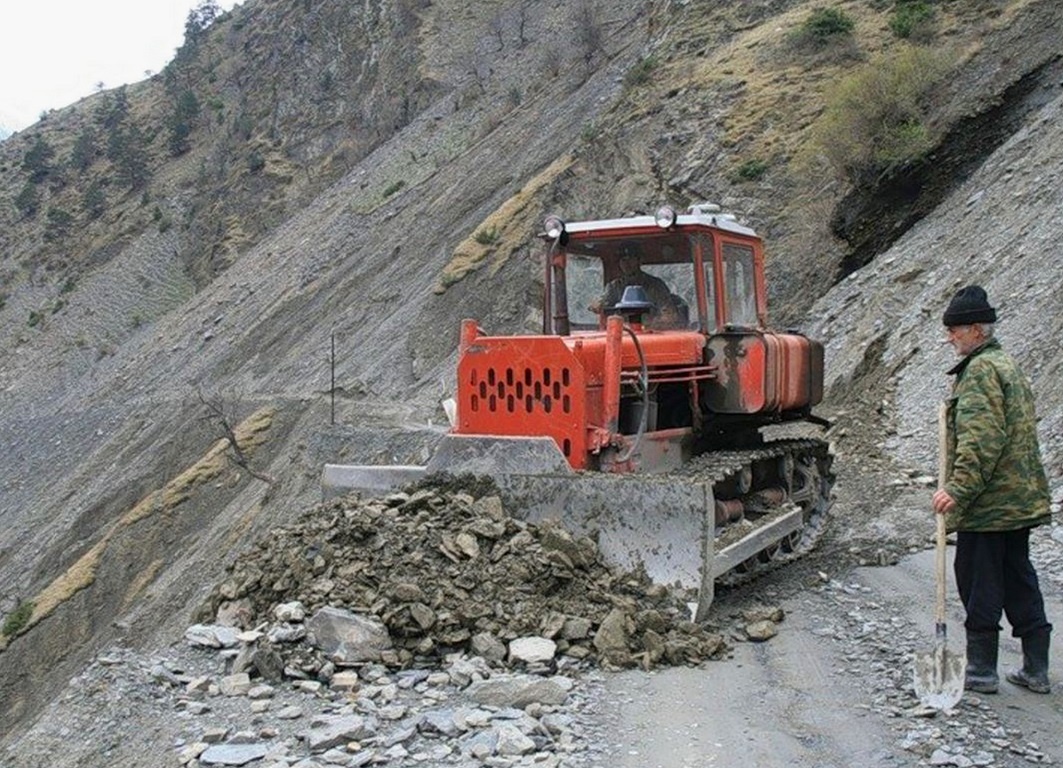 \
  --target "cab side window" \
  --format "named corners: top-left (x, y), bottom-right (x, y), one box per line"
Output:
top-left (721, 243), bottom-right (757, 328)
